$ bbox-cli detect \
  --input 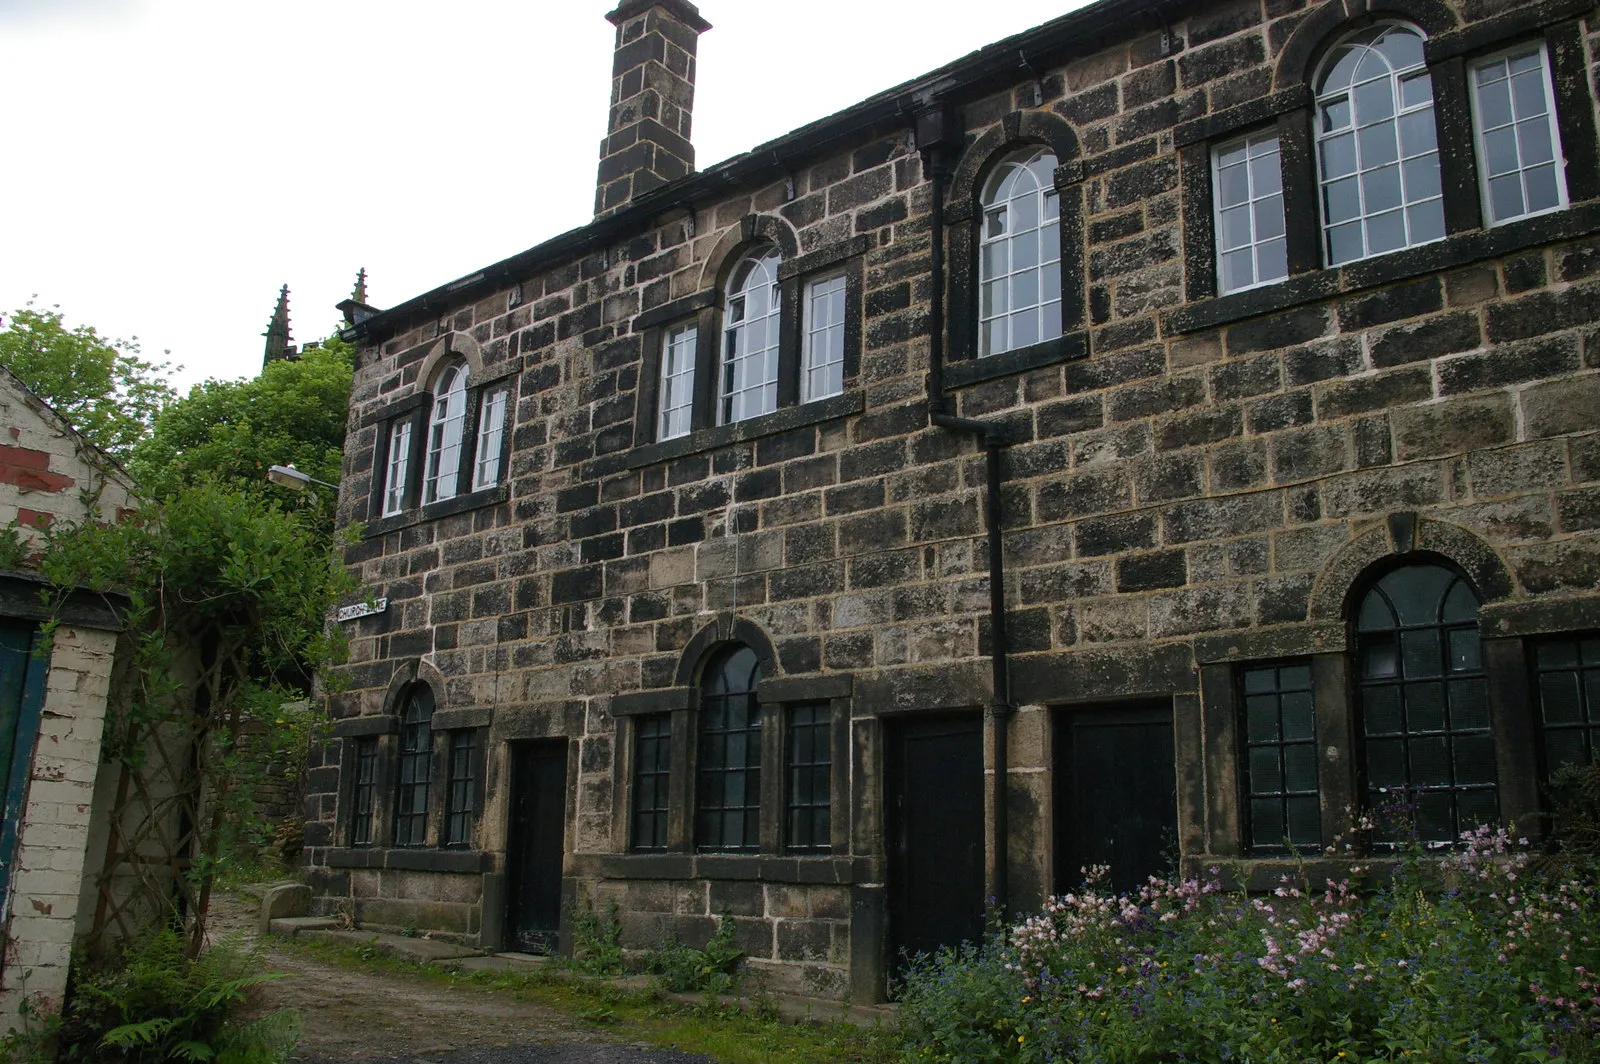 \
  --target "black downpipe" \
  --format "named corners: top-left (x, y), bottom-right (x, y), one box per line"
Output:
top-left (919, 116), bottom-right (1013, 913)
